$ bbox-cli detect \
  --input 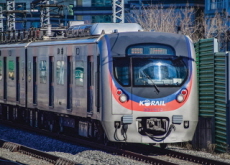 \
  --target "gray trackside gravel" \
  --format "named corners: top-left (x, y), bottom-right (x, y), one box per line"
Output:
top-left (0, 124), bottom-right (150, 165)
top-left (166, 145), bottom-right (230, 164)
top-left (0, 124), bottom-right (230, 165)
